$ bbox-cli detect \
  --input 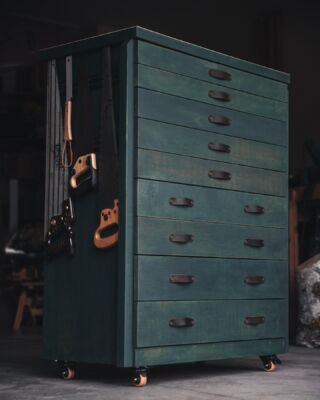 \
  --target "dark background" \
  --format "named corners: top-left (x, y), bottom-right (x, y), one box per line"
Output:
top-left (0, 0), bottom-right (319, 331)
